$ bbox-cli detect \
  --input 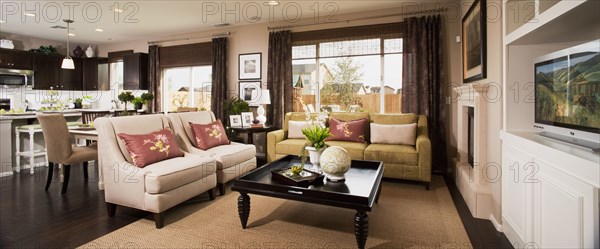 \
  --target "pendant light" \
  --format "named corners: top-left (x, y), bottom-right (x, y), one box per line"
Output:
top-left (61, 19), bottom-right (75, 69)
